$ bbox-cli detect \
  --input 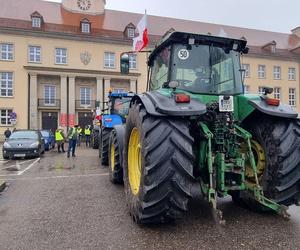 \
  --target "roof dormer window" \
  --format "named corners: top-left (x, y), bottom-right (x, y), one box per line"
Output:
top-left (30, 11), bottom-right (43, 29)
top-left (32, 17), bottom-right (41, 28)
top-left (81, 18), bottom-right (91, 33)
top-left (127, 28), bottom-right (135, 38)
top-left (124, 23), bottom-right (136, 39)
